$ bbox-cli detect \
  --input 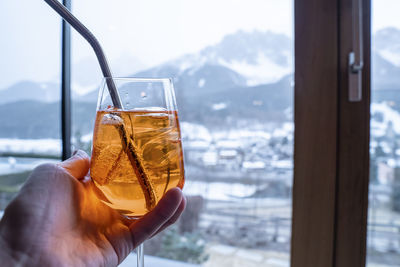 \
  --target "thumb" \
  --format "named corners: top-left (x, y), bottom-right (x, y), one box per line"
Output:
top-left (59, 150), bottom-right (90, 179)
